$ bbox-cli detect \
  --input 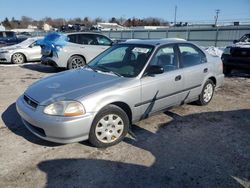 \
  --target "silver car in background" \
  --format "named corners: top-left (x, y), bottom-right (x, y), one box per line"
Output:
top-left (0, 37), bottom-right (42, 64)
top-left (41, 32), bottom-right (112, 69)
top-left (16, 39), bottom-right (224, 148)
